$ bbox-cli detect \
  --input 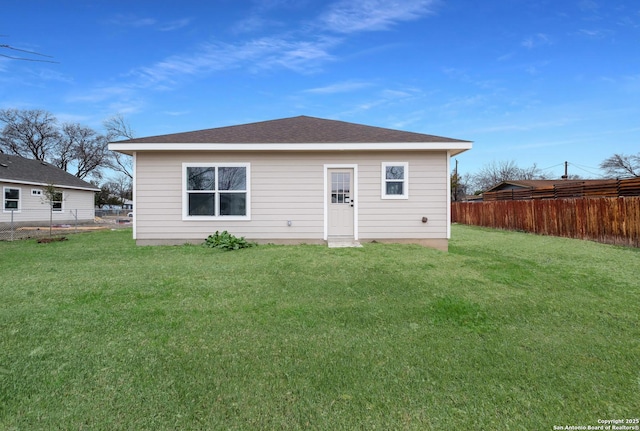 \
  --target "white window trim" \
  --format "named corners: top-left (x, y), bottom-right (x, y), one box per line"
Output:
top-left (31, 188), bottom-right (43, 196)
top-left (51, 191), bottom-right (64, 212)
top-left (3, 186), bottom-right (21, 212)
top-left (381, 162), bottom-right (409, 200)
top-left (182, 162), bottom-right (251, 221)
